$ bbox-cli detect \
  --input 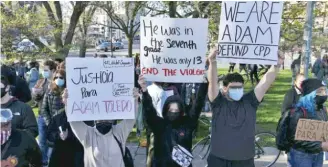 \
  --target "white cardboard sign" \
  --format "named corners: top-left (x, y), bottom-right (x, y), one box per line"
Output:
top-left (140, 17), bottom-right (208, 83)
top-left (217, 1), bottom-right (283, 65)
top-left (66, 57), bottom-right (135, 122)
